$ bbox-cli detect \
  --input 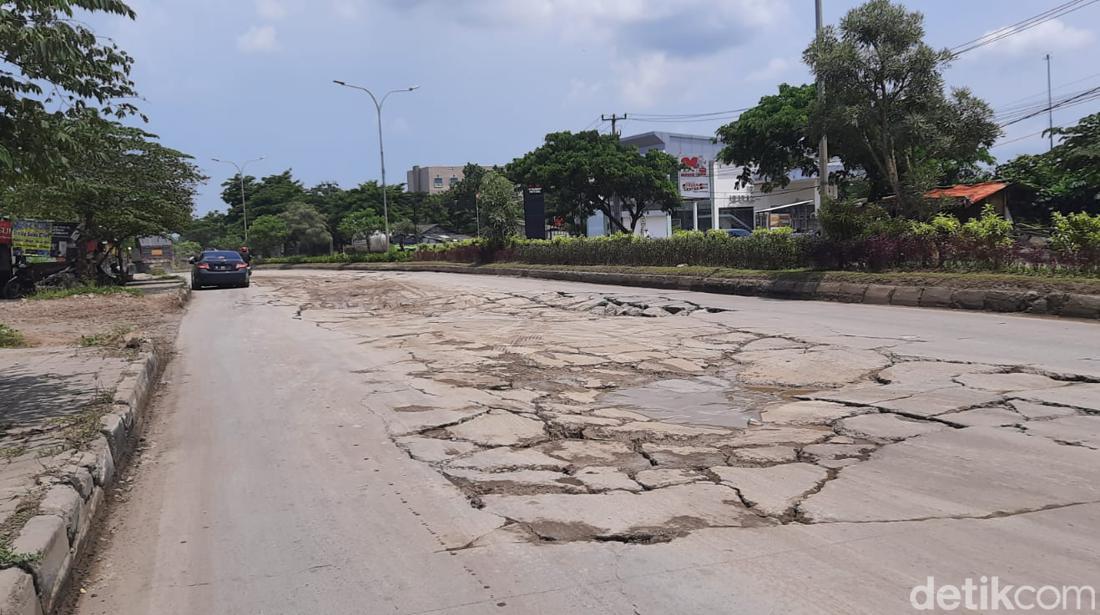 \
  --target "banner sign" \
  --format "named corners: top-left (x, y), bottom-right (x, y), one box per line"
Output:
top-left (678, 156), bottom-right (710, 199)
top-left (6, 219), bottom-right (79, 262)
top-left (523, 186), bottom-right (547, 240)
